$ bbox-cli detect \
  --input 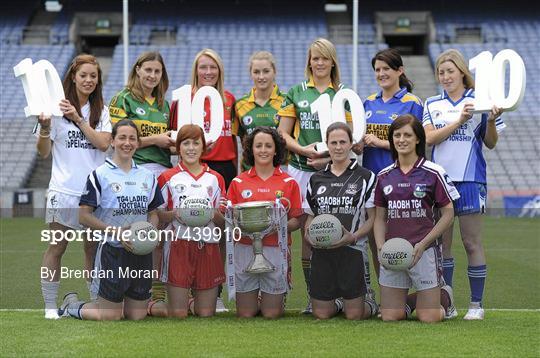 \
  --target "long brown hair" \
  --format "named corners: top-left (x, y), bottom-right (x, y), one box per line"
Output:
top-left (62, 54), bottom-right (103, 129)
top-left (126, 51), bottom-right (169, 110)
